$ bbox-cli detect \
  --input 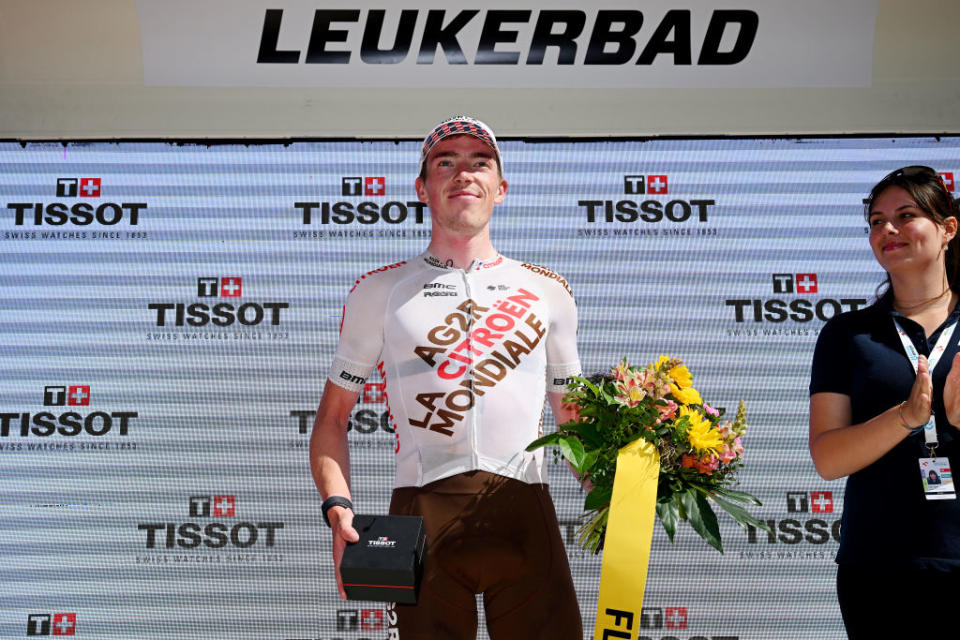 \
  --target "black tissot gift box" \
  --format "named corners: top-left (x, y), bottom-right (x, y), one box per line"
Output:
top-left (339, 514), bottom-right (426, 604)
